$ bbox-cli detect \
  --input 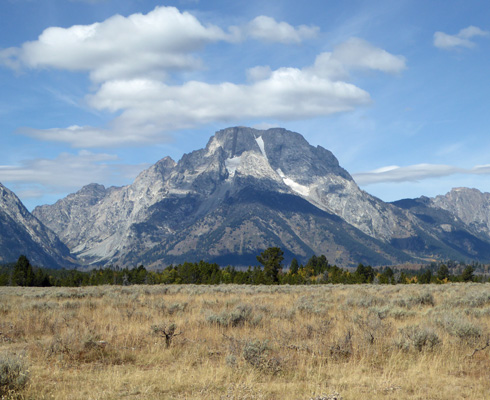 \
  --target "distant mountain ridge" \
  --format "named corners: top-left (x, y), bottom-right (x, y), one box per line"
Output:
top-left (3, 126), bottom-right (490, 269)
top-left (0, 183), bottom-right (73, 268)
top-left (431, 188), bottom-right (490, 238)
